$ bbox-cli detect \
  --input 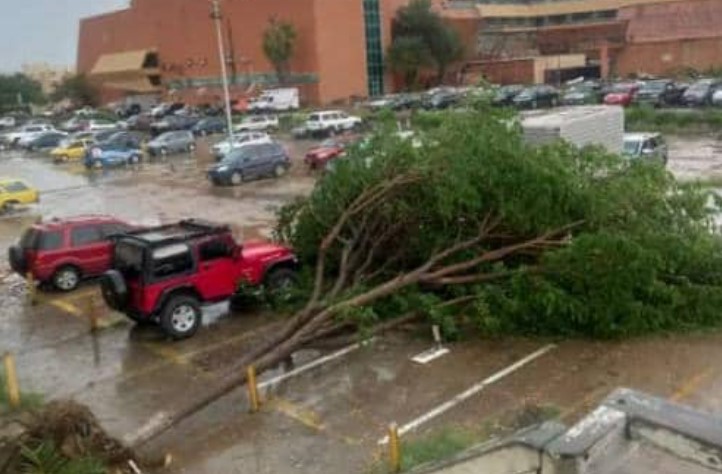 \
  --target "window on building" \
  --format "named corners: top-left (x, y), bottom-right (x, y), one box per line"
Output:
top-left (363, 0), bottom-right (384, 97)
